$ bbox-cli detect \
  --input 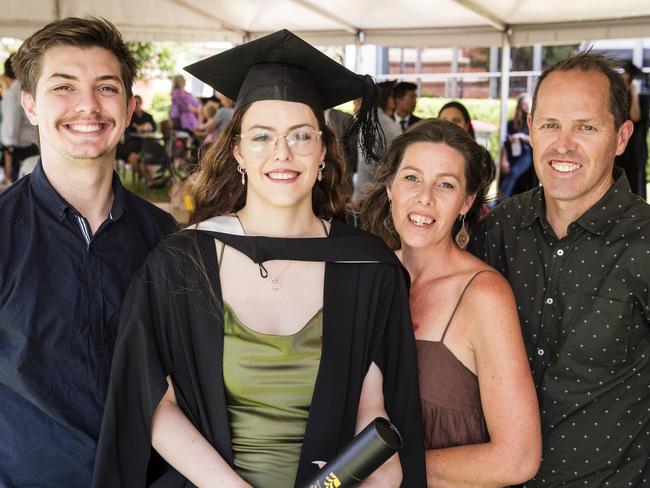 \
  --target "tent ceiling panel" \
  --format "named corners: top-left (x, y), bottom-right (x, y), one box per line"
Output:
top-left (286, 0), bottom-right (495, 30)
top-left (485, 0), bottom-right (650, 25)
top-left (1, 0), bottom-right (649, 47)
top-left (510, 16), bottom-right (650, 46)
top-left (200, 0), bottom-right (353, 32)
top-left (363, 28), bottom-right (503, 48)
